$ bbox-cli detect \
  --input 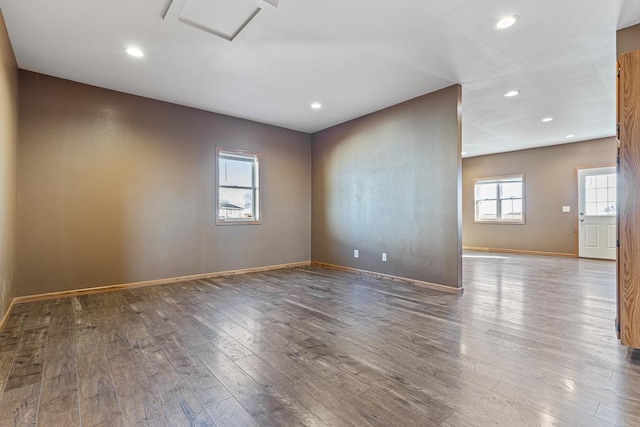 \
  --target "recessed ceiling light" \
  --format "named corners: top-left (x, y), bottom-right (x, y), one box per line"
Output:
top-left (496, 15), bottom-right (518, 30)
top-left (504, 90), bottom-right (519, 97)
top-left (311, 102), bottom-right (322, 110)
top-left (566, 134), bottom-right (575, 138)
top-left (126, 46), bottom-right (144, 58)
top-left (542, 117), bottom-right (553, 122)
